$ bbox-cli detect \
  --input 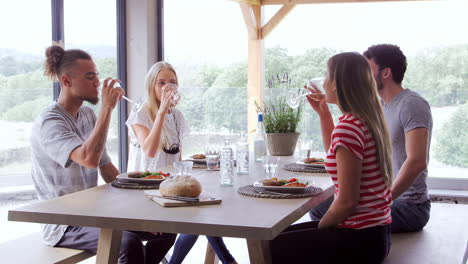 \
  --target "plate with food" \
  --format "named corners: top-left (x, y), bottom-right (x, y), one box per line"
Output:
top-left (253, 177), bottom-right (314, 193)
top-left (116, 171), bottom-right (171, 183)
top-left (188, 154), bottom-right (207, 163)
top-left (296, 157), bottom-right (325, 168)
